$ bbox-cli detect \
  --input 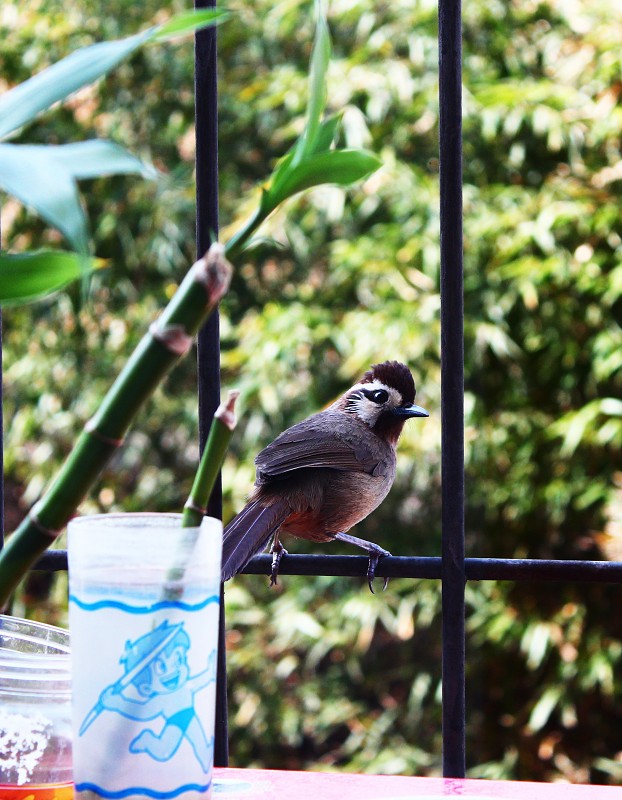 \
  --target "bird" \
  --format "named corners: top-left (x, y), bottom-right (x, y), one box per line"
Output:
top-left (221, 360), bottom-right (428, 592)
